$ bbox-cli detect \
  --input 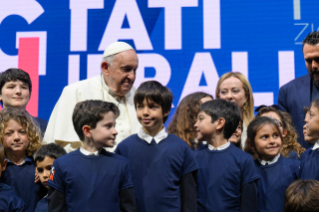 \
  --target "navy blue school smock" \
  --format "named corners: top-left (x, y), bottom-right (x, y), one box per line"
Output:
top-left (196, 143), bottom-right (259, 212)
